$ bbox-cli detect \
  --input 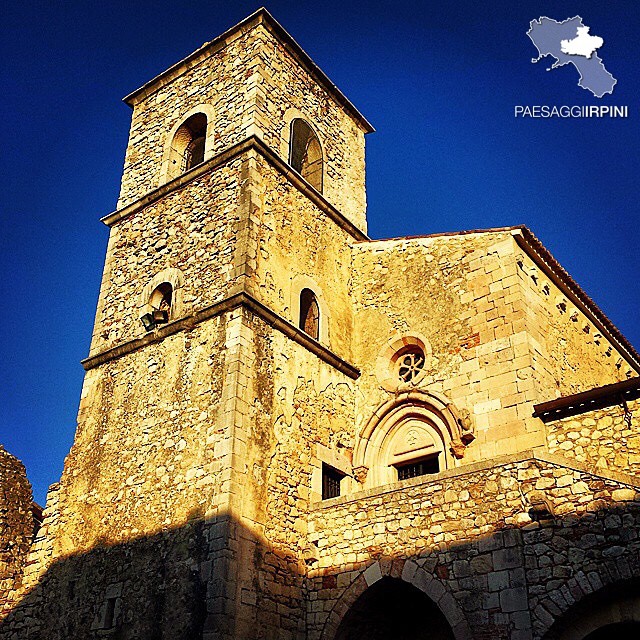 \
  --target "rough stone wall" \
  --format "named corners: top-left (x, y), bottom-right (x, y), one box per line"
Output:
top-left (117, 21), bottom-right (368, 233)
top-left (516, 248), bottom-right (631, 400)
top-left (546, 399), bottom-right (640, 475)
top-left (226, 313), bottom-right (356, 639)
top-left (254, 25), bottom-right (367, 232)
top-left (252, 156), bottom-right (356, 358)
top-left (117, 29), bottom-right (262, 208)
top-left (59, 321), bottom-right (228, 555)
top-left (0, 447), bottom-right (33, 614)
top-left (351, 232), bottom-right (542, 463)
top-left (307, 455), bottom-right (640, 640)
top-left (91, 158), bottom-right (245, 356)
